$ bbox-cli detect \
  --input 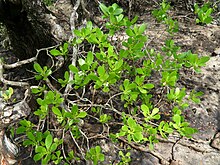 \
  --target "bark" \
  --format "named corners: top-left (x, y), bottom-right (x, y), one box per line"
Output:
top-left (0, 0), bottom-right (72, 61)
